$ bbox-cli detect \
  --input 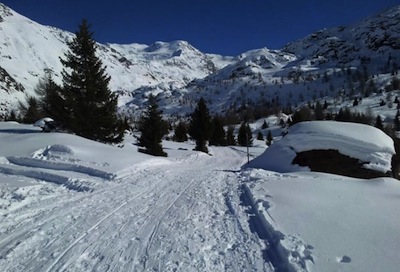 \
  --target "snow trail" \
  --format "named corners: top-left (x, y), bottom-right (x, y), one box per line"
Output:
top-left (0, 147), bottom-right (270, 272)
